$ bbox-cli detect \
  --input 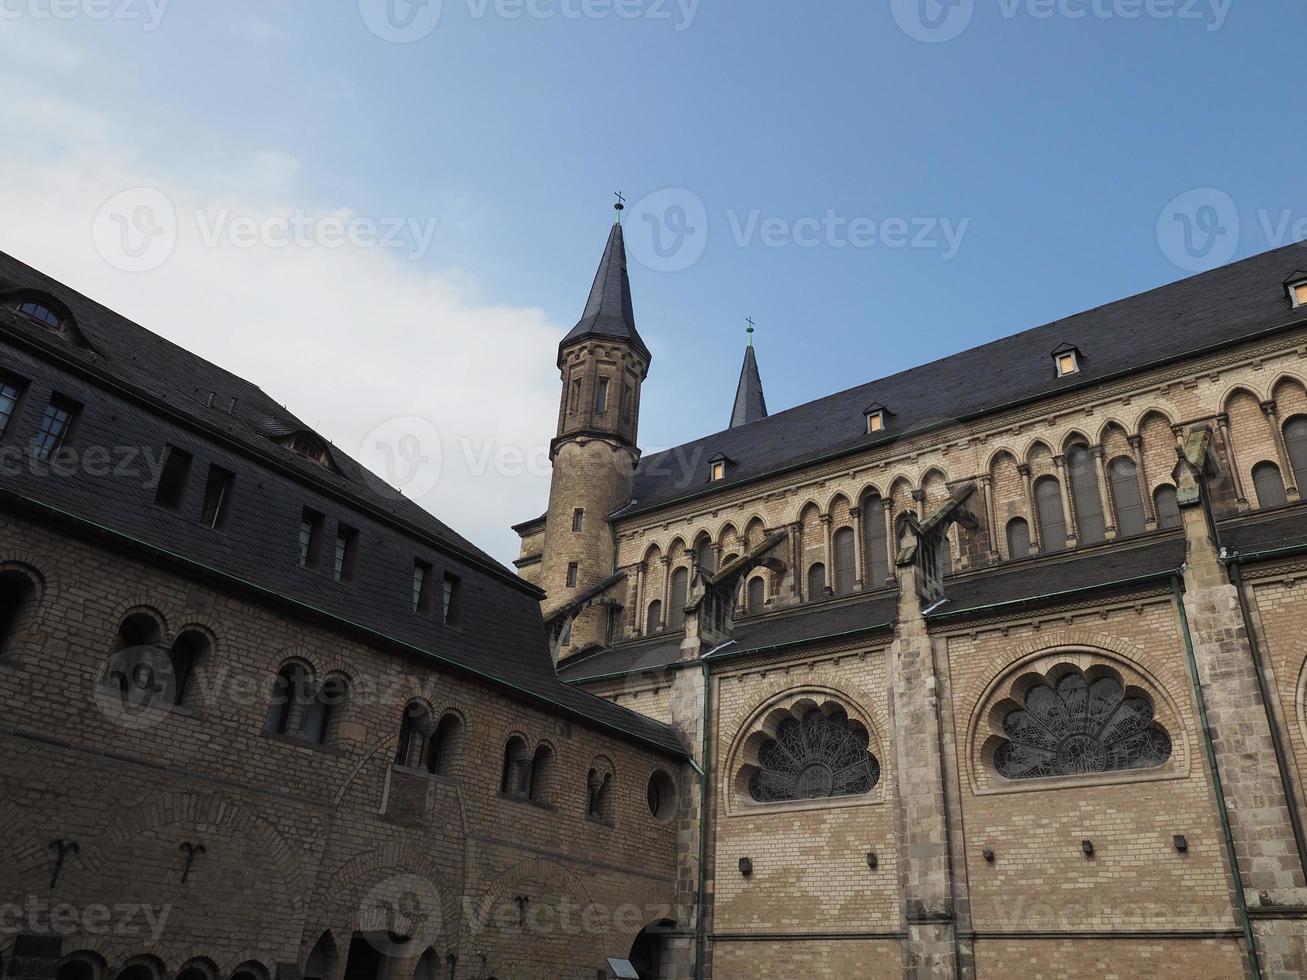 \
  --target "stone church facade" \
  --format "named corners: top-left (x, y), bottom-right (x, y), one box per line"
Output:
top-left (516, 216), bottom-right (1307, 977)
